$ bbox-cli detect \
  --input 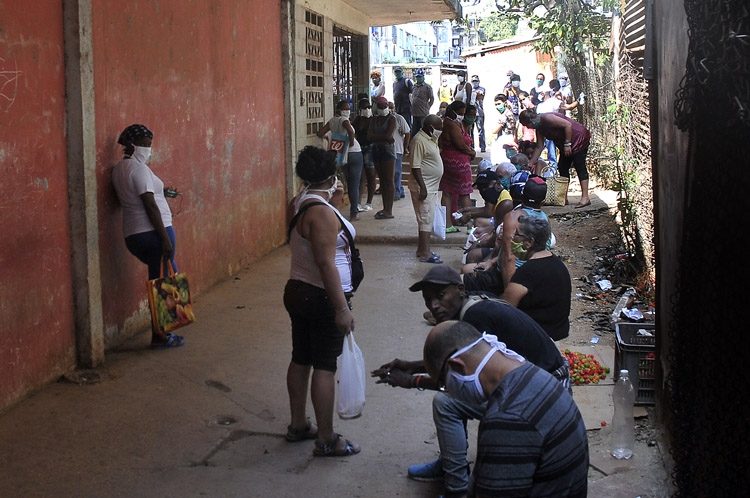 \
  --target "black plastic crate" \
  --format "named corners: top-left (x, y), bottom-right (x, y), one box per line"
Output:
top-left (615, 322), bottom-right (656, 405)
